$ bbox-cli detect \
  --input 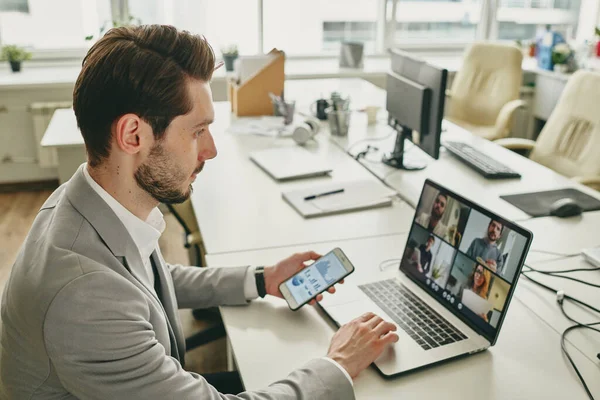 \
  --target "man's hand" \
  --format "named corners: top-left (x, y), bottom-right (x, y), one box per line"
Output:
top-left (327, 312), bottom-right (399, 379)
top-left (263, 251), bottom-right (343, 306)
top-left (485, 259), bottom-right (497, 272)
